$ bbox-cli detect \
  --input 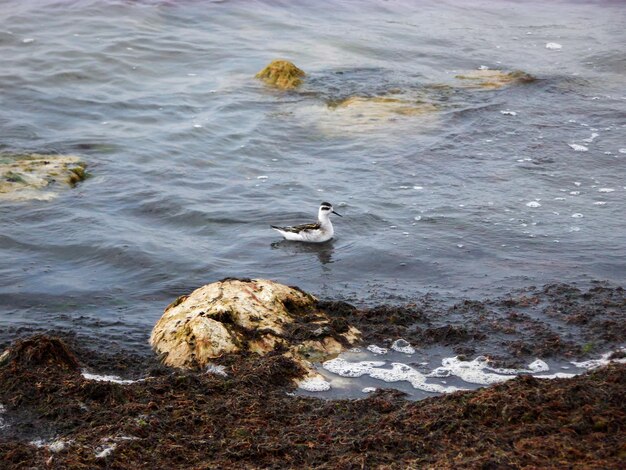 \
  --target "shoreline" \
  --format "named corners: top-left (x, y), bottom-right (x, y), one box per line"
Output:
top-left (1, 281), bottom-right (625, 467)
top-left (0, 335), bottom-right (624, 468)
